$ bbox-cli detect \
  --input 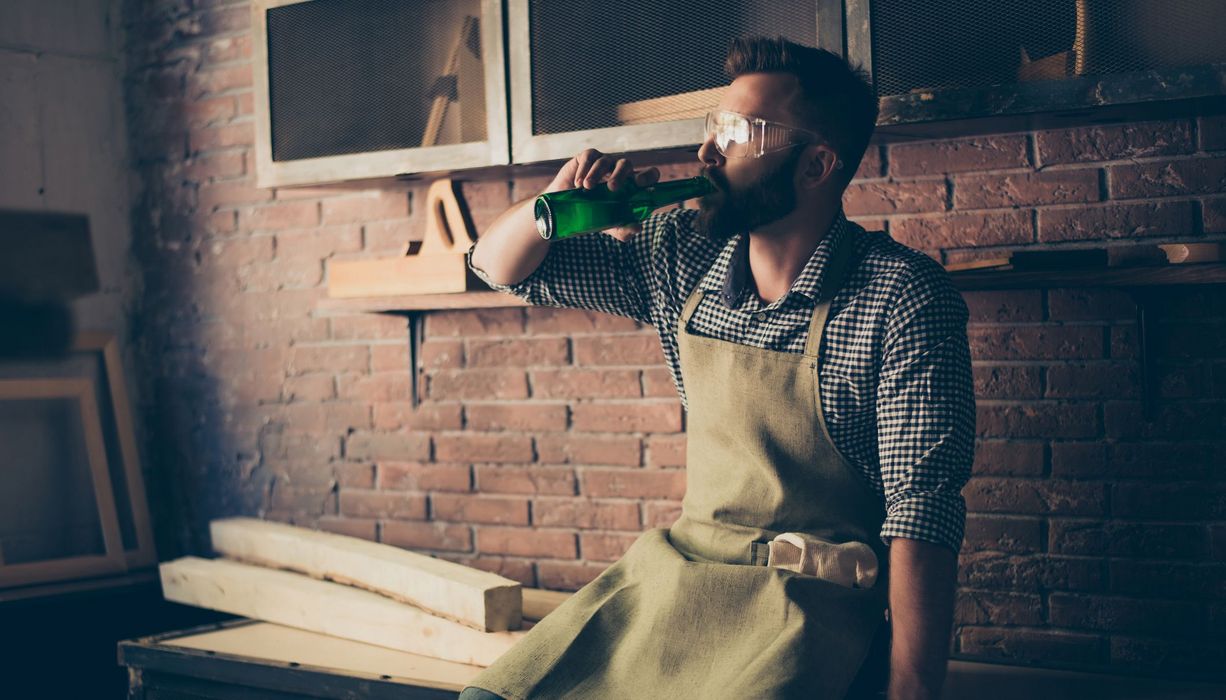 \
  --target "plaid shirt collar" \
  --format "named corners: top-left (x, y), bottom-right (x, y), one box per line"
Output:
top-left (699, 209), bottom-right (853, 309)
